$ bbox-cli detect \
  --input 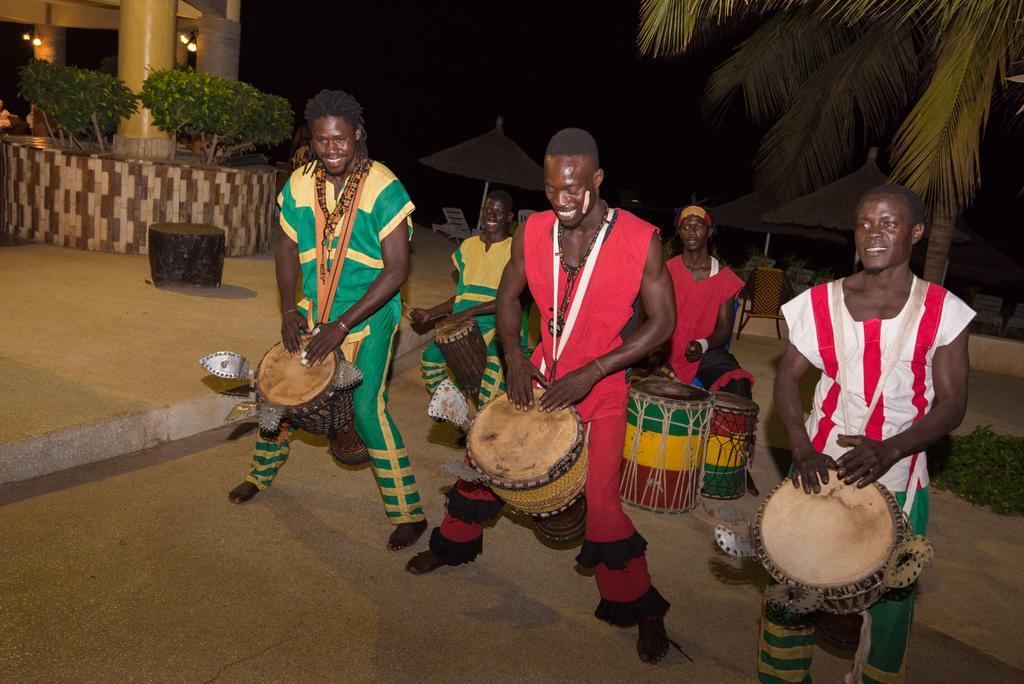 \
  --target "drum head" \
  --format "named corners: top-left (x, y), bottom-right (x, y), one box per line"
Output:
top-left (257, 342), bottom-right (337, 406)
top-left (711, 391), bottom-right (758, 414)
top-left (633, 377), bottom-right (710, 403)
top-left (469, 389), bottom-right (581, 482)
top-left (435, 317), bottom-right (477, 341)
top-left (760, 479), bottom-right (895, 587)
